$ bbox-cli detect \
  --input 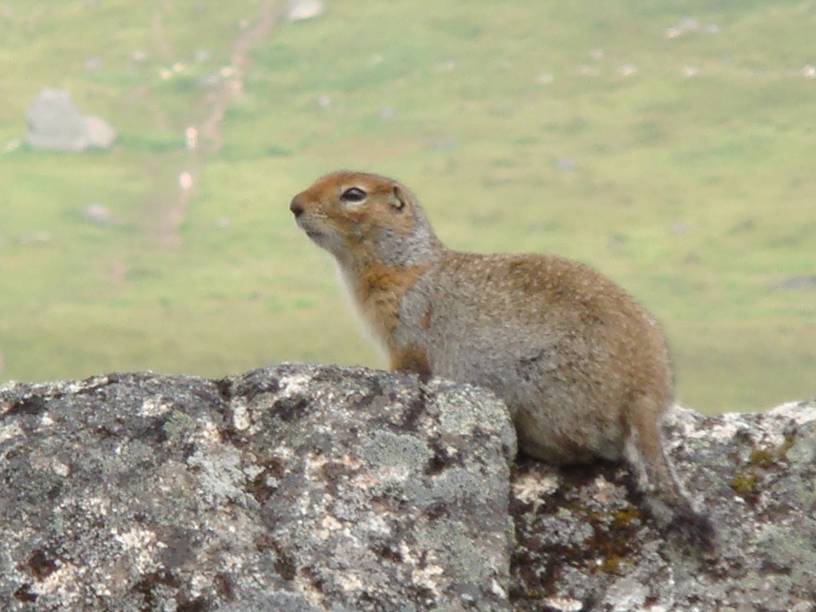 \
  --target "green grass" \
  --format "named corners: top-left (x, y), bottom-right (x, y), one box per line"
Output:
top-left (1, 0), bottom-right (814, 413)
